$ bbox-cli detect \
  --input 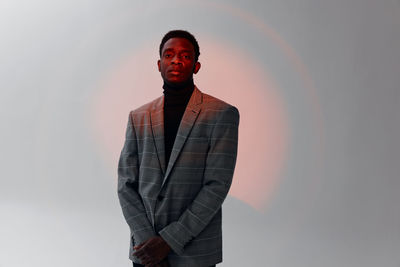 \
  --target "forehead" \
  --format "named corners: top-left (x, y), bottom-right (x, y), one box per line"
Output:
top-left (162, 37), bottom-right (195, 53)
